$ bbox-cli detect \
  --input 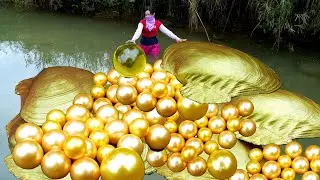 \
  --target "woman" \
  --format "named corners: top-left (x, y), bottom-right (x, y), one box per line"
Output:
top-left (127, 7), bottom-right (186, 63)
